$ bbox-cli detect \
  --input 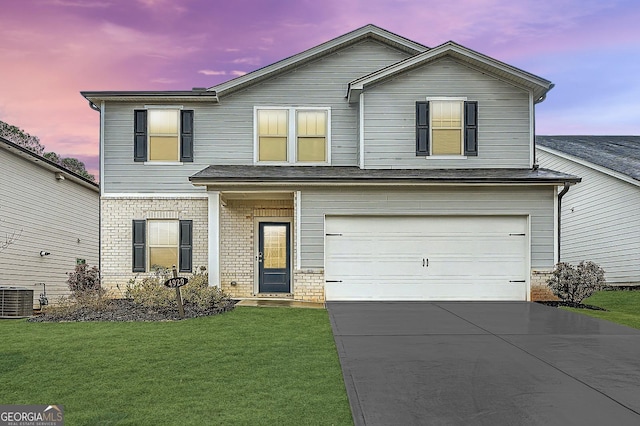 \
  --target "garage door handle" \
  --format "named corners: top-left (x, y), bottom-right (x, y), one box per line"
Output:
top-left (509, 233), bottom-right (526, 236)
top-left (423, 258), bottom-right (429, 267)
top-left (509, 280), bottom-right (526, 283)
top-left (326, 280), bottom-right (343, 283)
